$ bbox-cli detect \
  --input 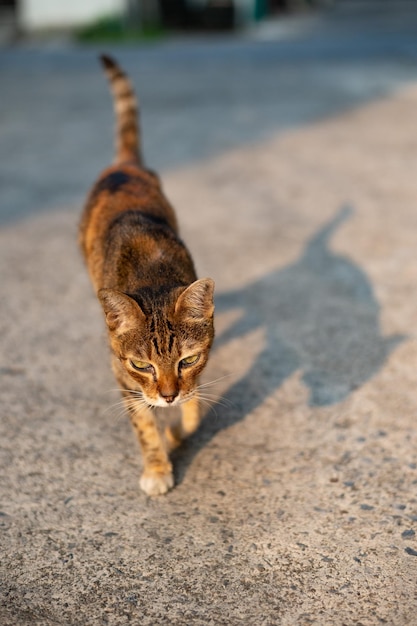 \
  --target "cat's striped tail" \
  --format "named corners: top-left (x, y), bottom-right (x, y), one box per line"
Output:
top-left (100, 54), bottom-right (142, 165)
